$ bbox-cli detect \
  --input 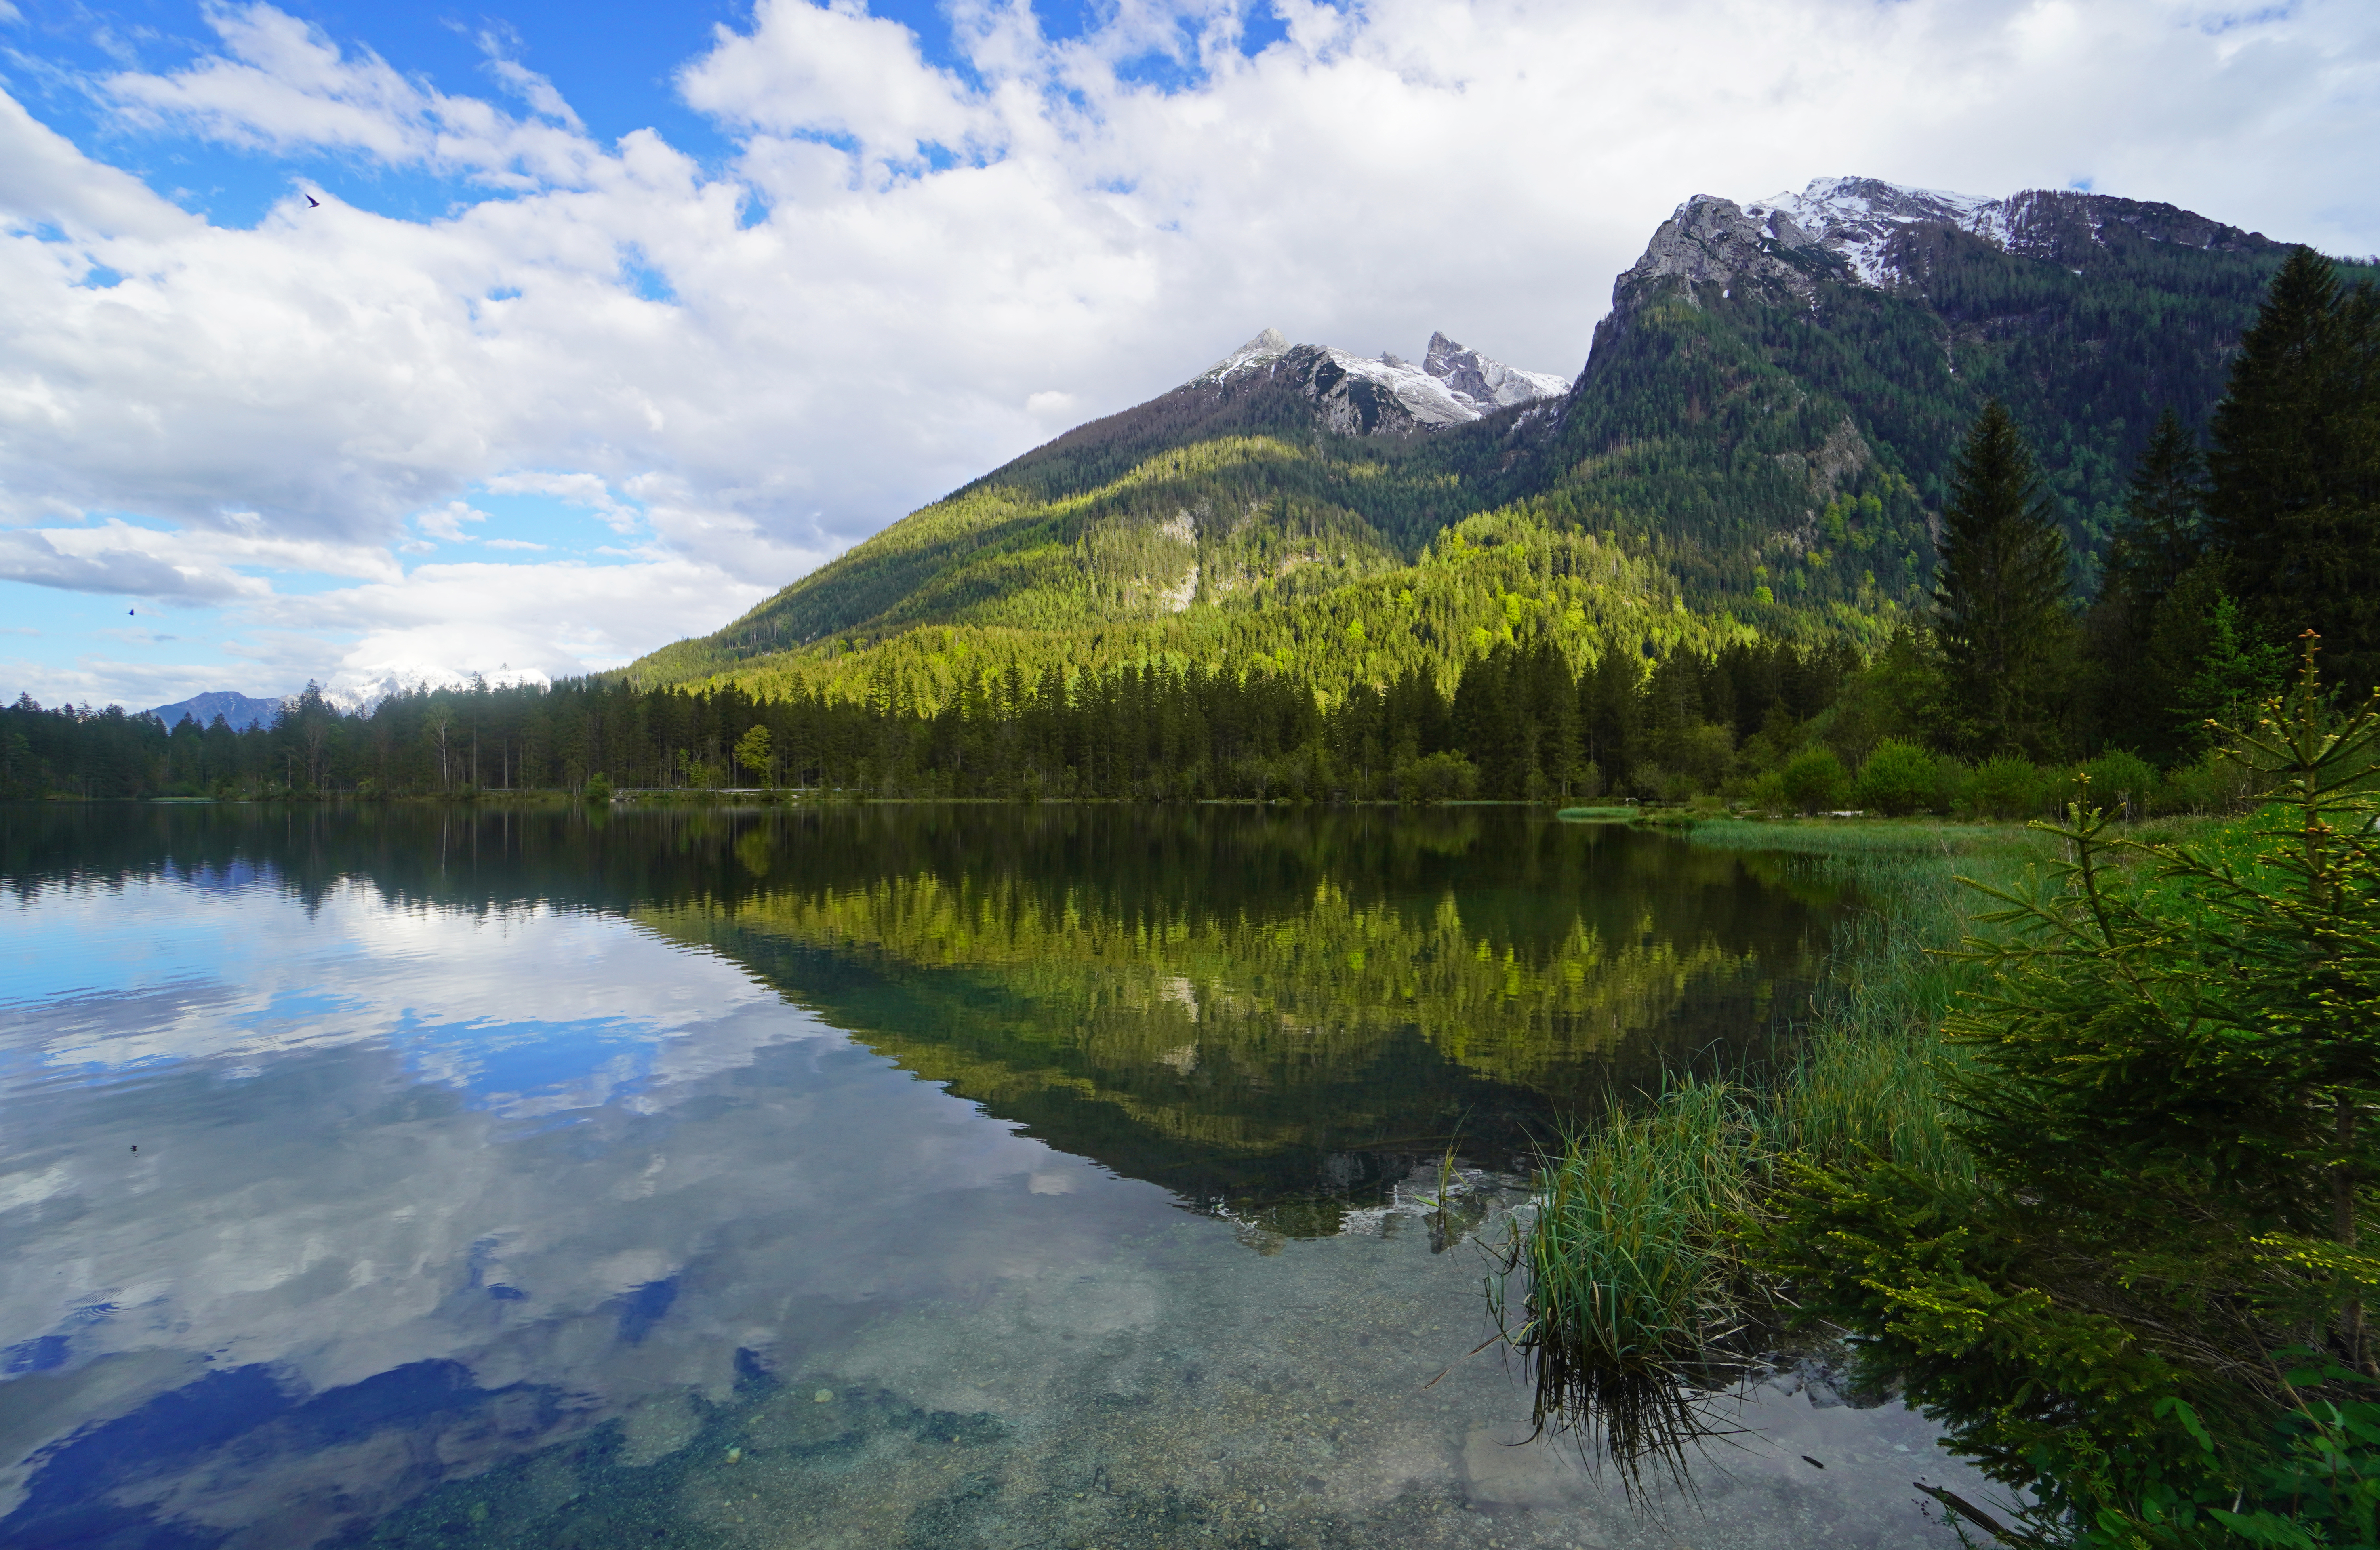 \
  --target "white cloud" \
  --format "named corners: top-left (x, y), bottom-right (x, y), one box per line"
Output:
top-left (678, 0), bottom-right (995, 164)
top-left (102, 3), bottom-right (596, 186)
top-left (263, 554), bottom-right (775, 702)
top-left (2, 0), bottom-right (2377, 709)
top-left (415, 501), bottom-right (488, 542)
top-left (482, 471), bottom-right (642, 533)
top-left (0, 517), bottom-right (397, 602)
